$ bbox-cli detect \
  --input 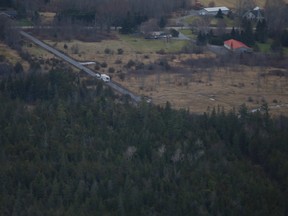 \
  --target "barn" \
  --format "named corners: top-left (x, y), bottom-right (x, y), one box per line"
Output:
top-left (199, 6), bottom-right (230, 16)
